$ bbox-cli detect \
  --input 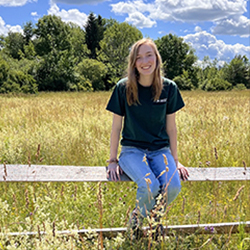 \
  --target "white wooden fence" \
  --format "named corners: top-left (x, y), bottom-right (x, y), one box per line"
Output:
top-left (1, 164), bottom-right (250, 237)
